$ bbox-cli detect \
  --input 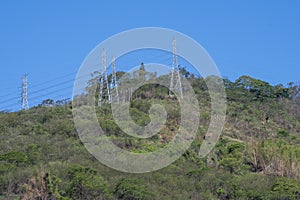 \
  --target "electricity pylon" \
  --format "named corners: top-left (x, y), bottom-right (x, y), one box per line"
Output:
top-left (169, 39), bottom-right (183, 98)
top-left (98, 48), bottom-right (111, 106)
top-left (21, 74), bottom-right (29, 110)
top-left (111, 56), bottom-right (119, 103)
